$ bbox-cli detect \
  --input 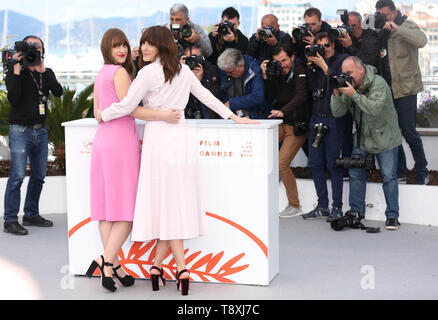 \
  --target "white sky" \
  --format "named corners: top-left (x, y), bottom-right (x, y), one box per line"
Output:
top-left (0, 0), bottom-right (436, 25)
